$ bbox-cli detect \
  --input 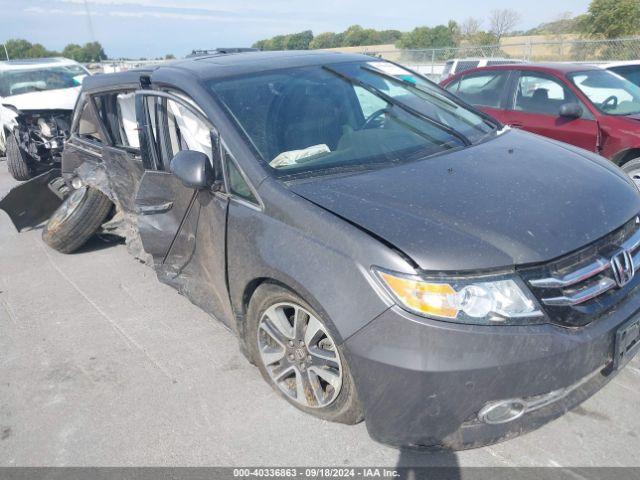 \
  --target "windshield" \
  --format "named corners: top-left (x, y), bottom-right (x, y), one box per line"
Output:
top-left (568, 69), bottom-right (640, 116)
top-left (208, 61), bottom-right (496, 176)
top-left (0, 64), bottom-right (87, 97)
